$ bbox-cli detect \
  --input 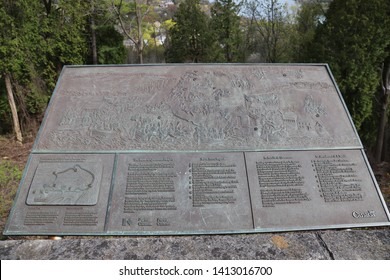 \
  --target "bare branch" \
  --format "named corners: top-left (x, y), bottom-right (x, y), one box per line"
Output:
top-left (381, 63), bottom-right (386, 94)
top-left (384, 61), bottom-right (390, 93)
top-left (42, 0), bottom-right (52, 16)
top-left (112, 0), bottom-right (138, 45)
